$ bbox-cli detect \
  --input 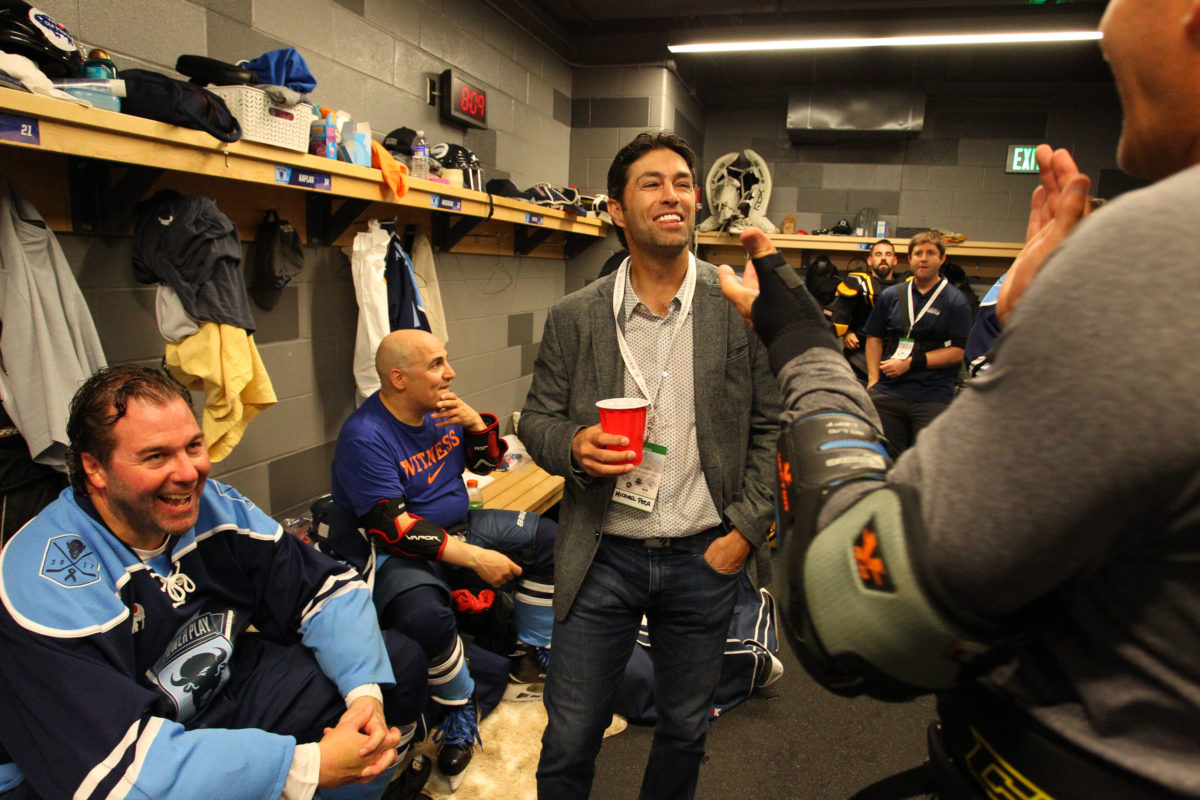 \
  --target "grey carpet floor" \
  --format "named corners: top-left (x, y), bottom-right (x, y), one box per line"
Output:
top-left (590, 626), bottom-right (935, 800)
